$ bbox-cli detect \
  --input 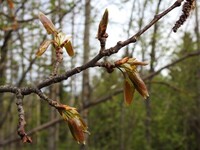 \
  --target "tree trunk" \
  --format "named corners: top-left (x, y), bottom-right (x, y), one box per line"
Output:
top-left (80, 0), bottom-right (91, 149)
top-left (69, 7), bottom-right (76, 106)
top-left (194, 3), bottom-right (200, 150)
top-left (0, 30), bottom-right (12, 150)
top-left (0, 31), bottom-right (12, 85)
top-left (120, 102), bottom-right (125, 150)
top-left (48, 4), bottom-right (60, 148)
top-left (145, 0), bottom-right (161, 149)
top-left (48, 85), bottom-right (59, 150)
